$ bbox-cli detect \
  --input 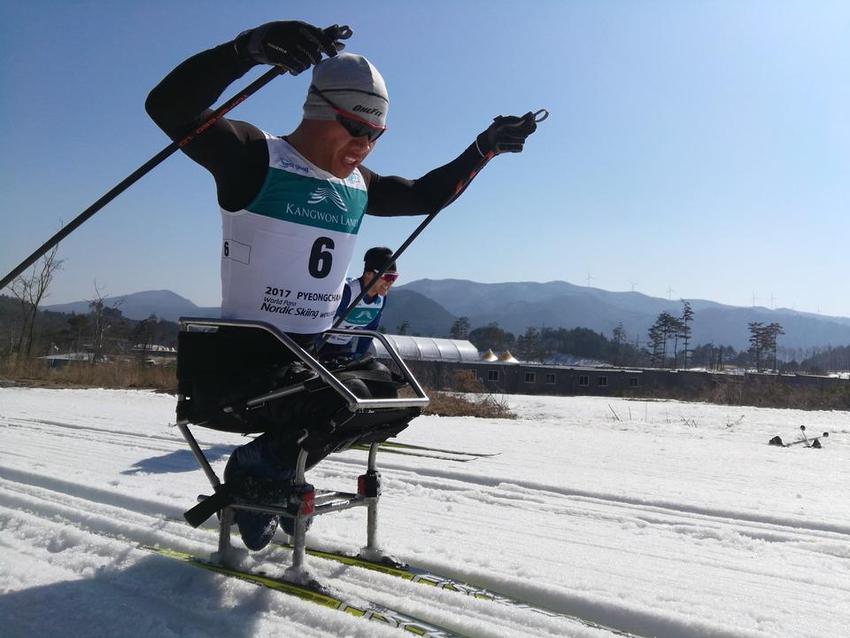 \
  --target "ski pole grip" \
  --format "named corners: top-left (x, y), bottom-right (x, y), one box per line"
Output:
top-left (328, 25), bottom-right (353, 40)
top-left (184, 489), bottom-right (232, 528)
